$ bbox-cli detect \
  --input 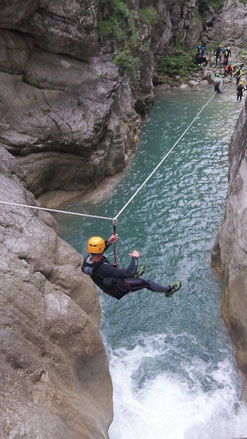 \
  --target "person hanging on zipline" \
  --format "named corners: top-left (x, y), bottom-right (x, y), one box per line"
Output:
top-left (82, 235), bottom-right (182, 300)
